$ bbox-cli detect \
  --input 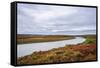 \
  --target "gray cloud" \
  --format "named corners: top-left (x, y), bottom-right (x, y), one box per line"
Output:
top-left (17, 3), bottom-right (96, 35)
